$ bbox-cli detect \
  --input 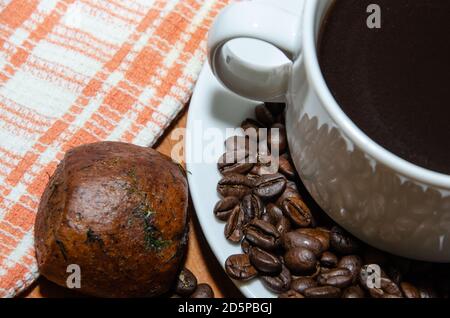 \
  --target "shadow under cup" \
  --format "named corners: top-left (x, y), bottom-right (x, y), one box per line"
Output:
top-left (286, 0), bottom-right (450, 262)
